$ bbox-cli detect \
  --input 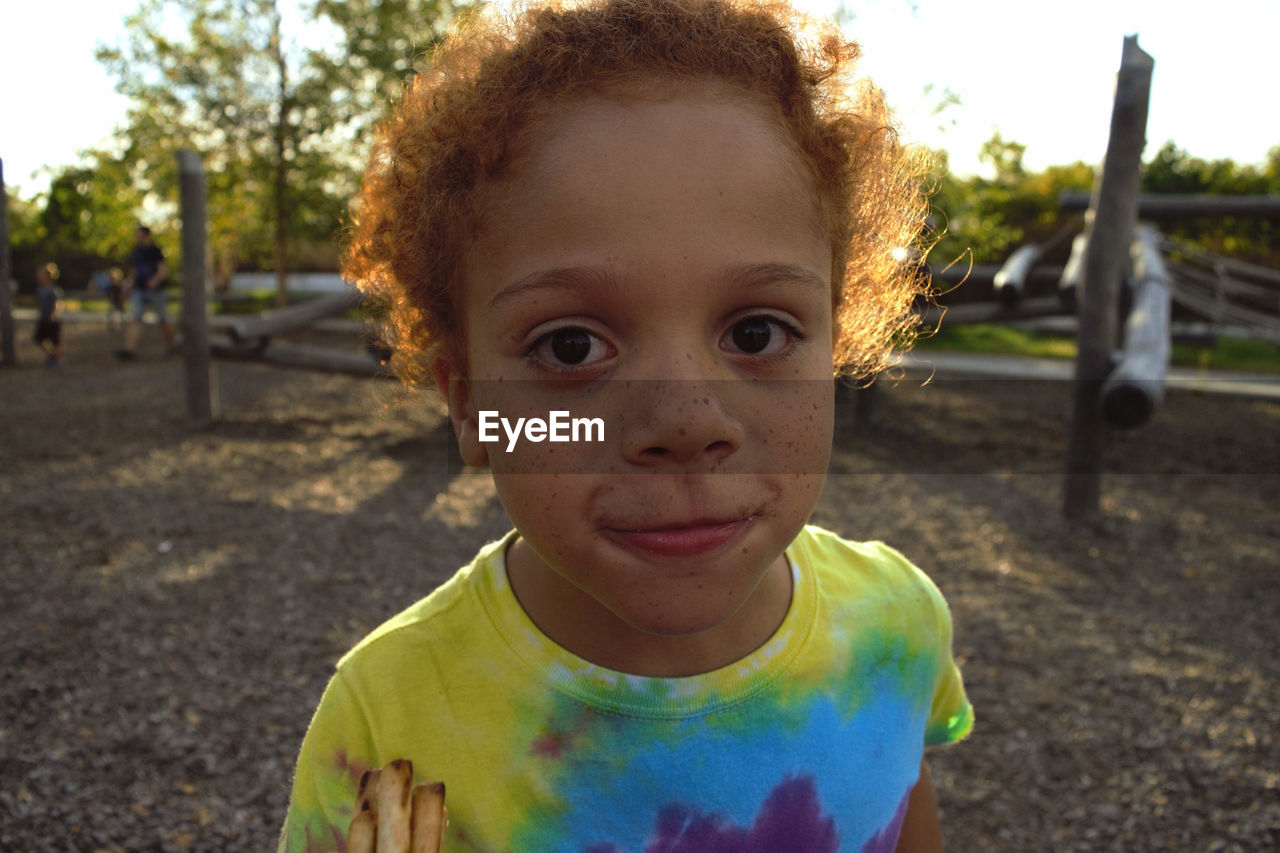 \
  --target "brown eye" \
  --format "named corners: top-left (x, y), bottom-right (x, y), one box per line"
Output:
top-left (528, 326), bottom-right (614, 372)
top-left (550, 328), bottom-right (592, 364)
top-left (731, 317), bottom-right (773, 354)
top-left (721, 315), bottom-right (801, 358)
